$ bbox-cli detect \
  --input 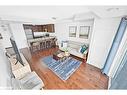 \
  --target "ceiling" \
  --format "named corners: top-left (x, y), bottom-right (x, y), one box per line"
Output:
top-left (0, 6), bottom-right (127, 23)
top-left (88, 6), bottom-right (127, 18)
